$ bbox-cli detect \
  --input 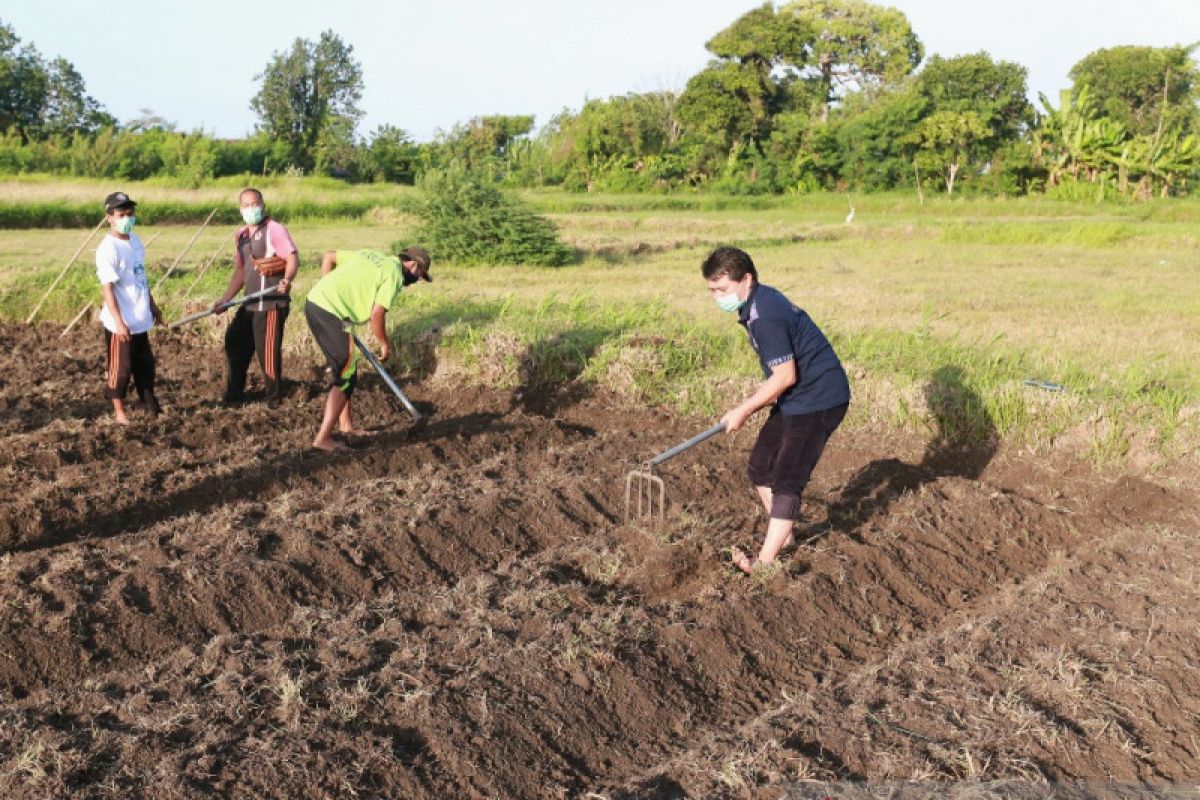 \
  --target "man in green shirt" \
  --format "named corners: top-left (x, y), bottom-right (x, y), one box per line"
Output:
top-left (304, 246), bottom-right (431, 451)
